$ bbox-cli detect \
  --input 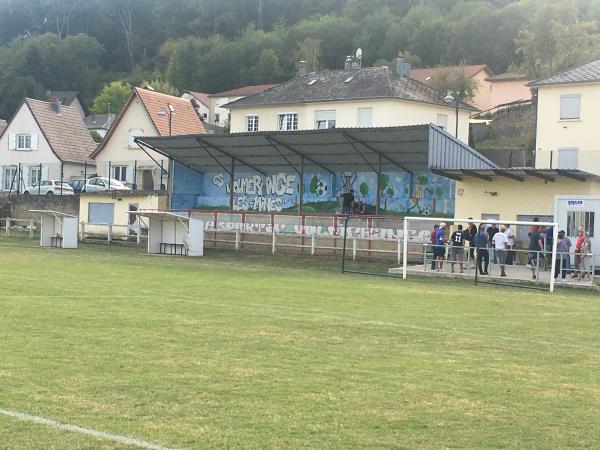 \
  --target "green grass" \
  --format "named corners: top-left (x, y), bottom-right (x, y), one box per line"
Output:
top-left (0, 237), bottom-right (599, 449)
